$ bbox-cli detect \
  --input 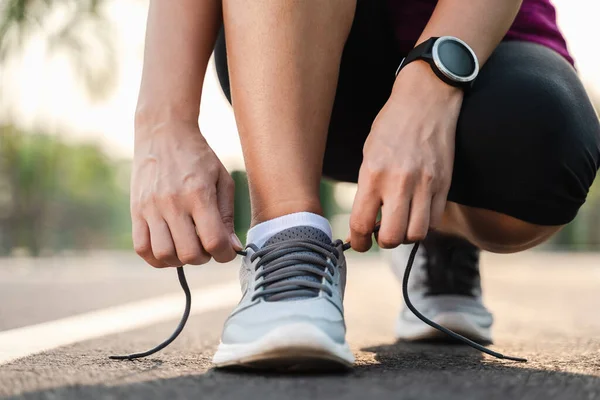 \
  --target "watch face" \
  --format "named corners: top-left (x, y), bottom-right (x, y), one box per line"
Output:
top-left (432, 37), bottom-right (479, 83)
